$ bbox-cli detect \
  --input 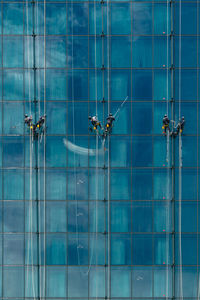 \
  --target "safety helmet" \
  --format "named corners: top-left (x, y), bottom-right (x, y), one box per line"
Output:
top-left (164, 114), bottom-right (167, 117)
top-left (109, 113), bottom-right (112, 116)
top-left (25, 114), bottom-right (28, 117)
top-left (182, 116), bottom-right (184, 119)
